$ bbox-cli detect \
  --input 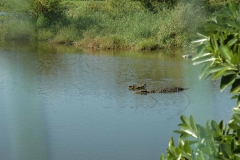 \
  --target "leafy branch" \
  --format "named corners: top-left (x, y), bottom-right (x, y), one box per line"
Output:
top-left (161, 1), bottom-right (240, 159)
